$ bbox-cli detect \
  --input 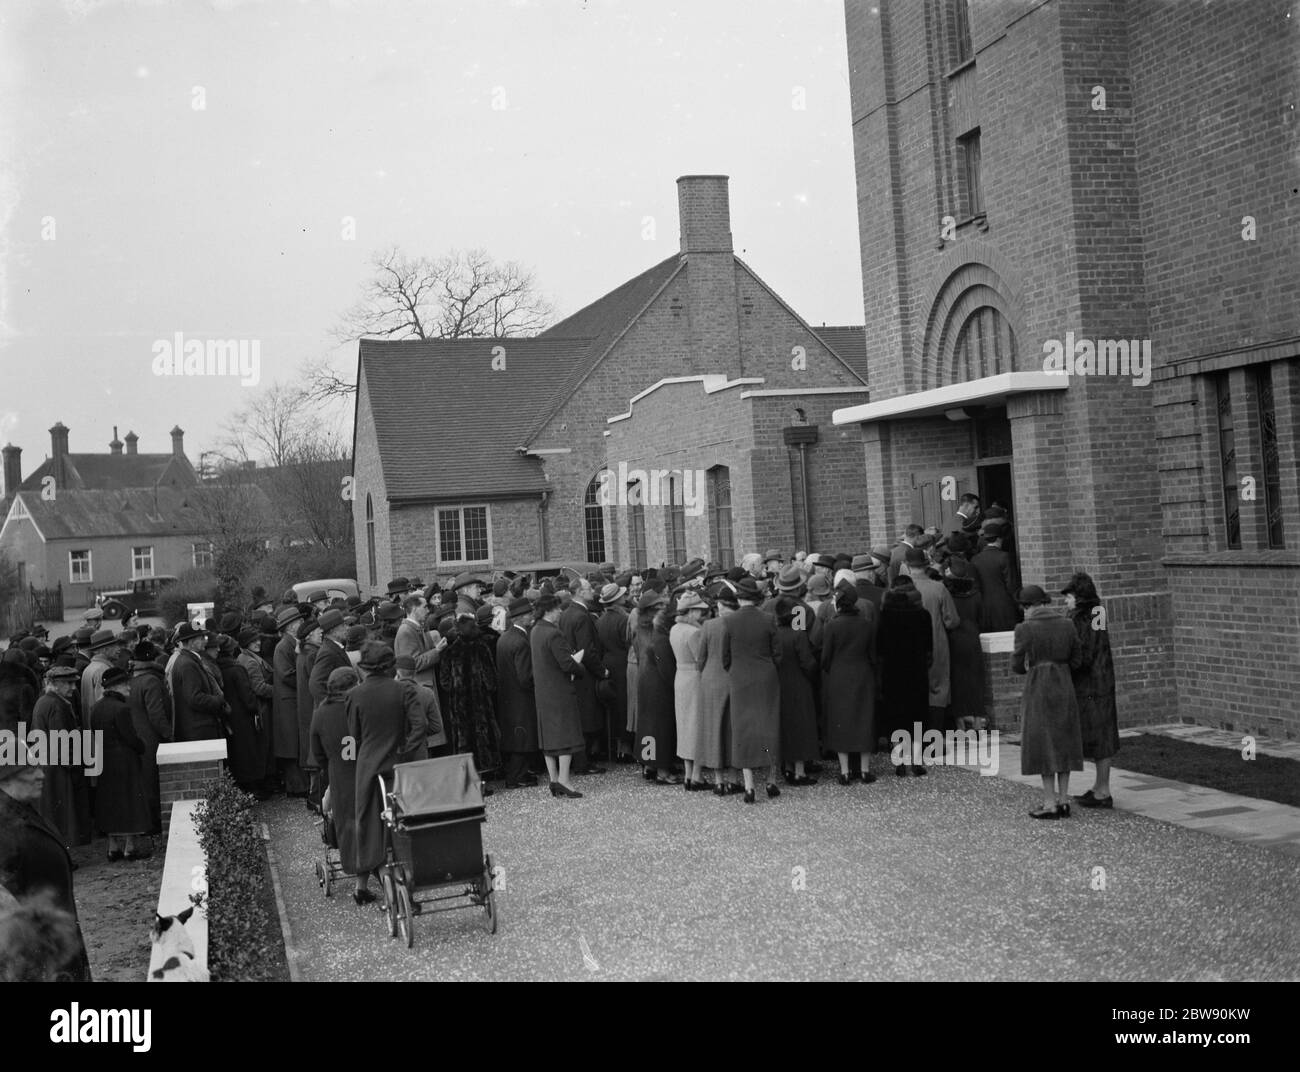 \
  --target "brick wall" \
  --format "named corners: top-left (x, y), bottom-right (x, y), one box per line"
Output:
top-left (351, 369), bottom-right (393, 598)
top-left (159, 759), bottom-right (224, 828)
